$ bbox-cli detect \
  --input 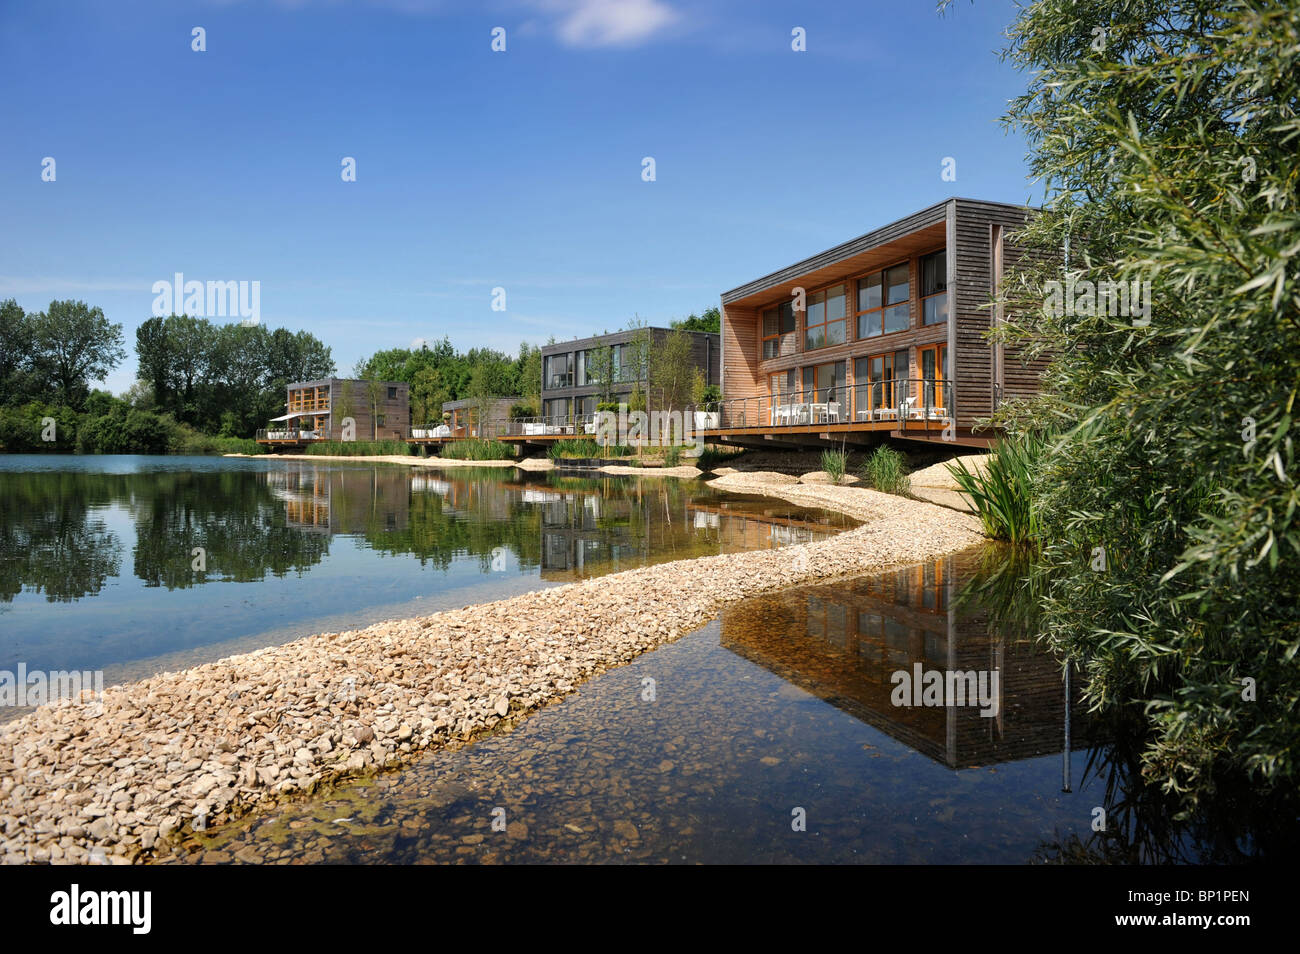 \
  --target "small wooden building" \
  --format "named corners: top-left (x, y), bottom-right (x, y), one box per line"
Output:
top-left (258, 378), bottom-right (410, 447)
top-left (438, 396), bottom-right (519, 440)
